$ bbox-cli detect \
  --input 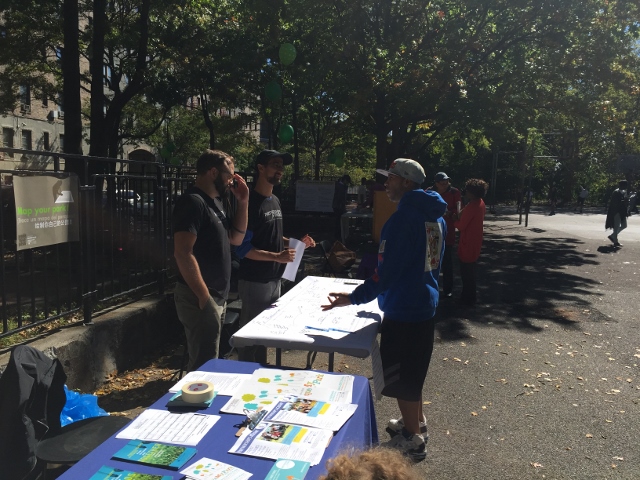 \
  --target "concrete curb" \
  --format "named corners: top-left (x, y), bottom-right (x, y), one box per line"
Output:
top-left (0, 294), bottom-right (182, 392)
